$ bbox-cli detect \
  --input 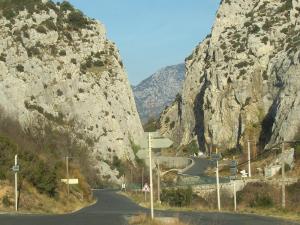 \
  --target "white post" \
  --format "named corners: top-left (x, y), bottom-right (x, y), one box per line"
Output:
top-left (233, 180), bottom-right (237, 212)
top-left (282, 142), bottom-right (286, 209)
top-left (216, 148), bottom-right (221, 211)
top-left (248, 140), bottom-right (251, 177)
top-left (14, 154), bottom-right (18, 212)
top-left (157, 161), bottom-right (161, 204)
top-left (66, 156), bottom-right (70, 198)
top-left (148, 133), bottom-right (154, 219)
